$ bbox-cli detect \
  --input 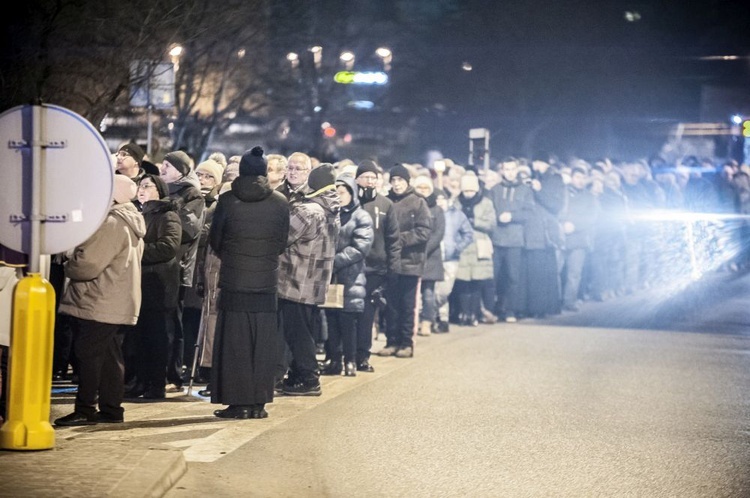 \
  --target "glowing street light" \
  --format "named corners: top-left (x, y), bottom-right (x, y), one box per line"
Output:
top-left (339, 51), bottom-right (355, 70)
top-left (169, 44), bottom-right (183, 72)
top-left (286, 52), bottom-right (299, 69)
top-left (376, 47), bottom-right (392, 72)
top-left (309, 45), bottom-right (323, 69)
